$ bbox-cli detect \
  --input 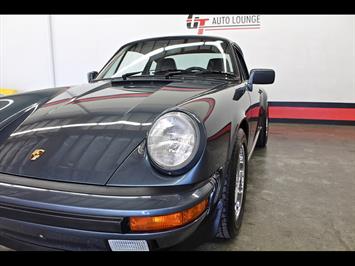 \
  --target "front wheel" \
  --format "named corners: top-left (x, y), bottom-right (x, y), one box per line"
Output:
top-left (216, 128), bottom-right (248, 239)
